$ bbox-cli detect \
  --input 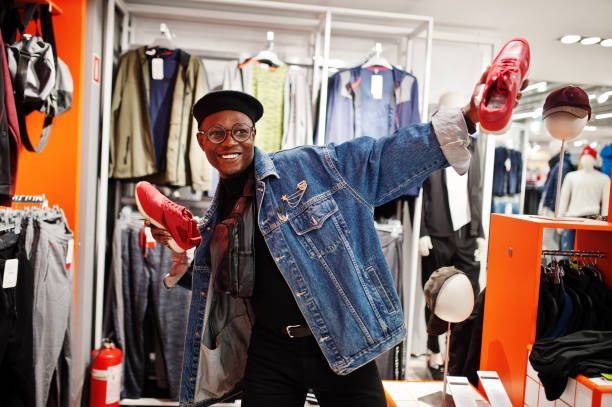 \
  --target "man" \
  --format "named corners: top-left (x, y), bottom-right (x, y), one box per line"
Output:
top-left (146, 69), bottom-right (526, 406)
